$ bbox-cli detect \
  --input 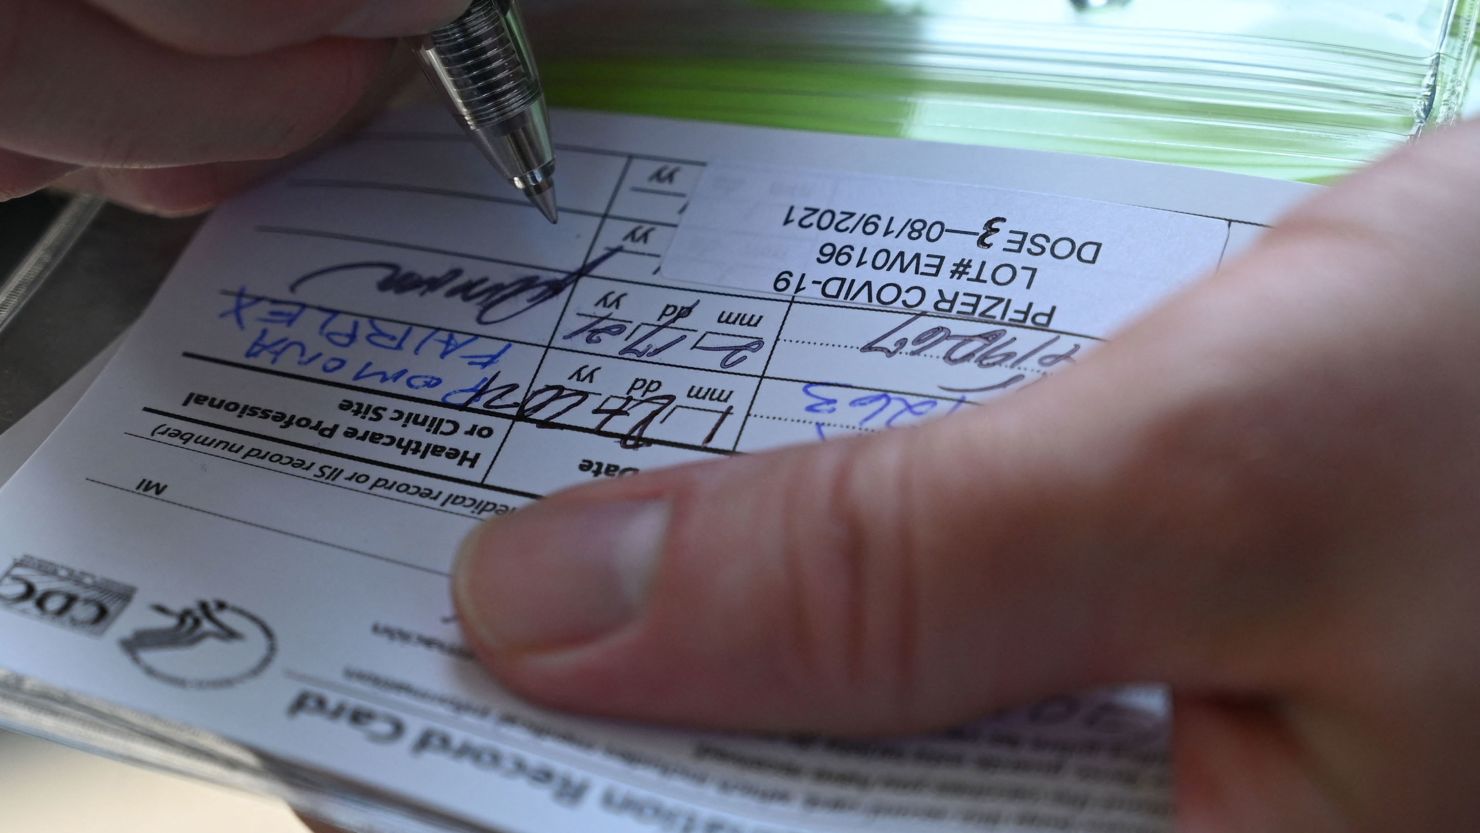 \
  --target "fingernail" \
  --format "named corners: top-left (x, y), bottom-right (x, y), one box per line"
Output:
top-left (332, 0), bottom-right (470, 38)
top-left (454, 500), bottom-right (668, 653)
